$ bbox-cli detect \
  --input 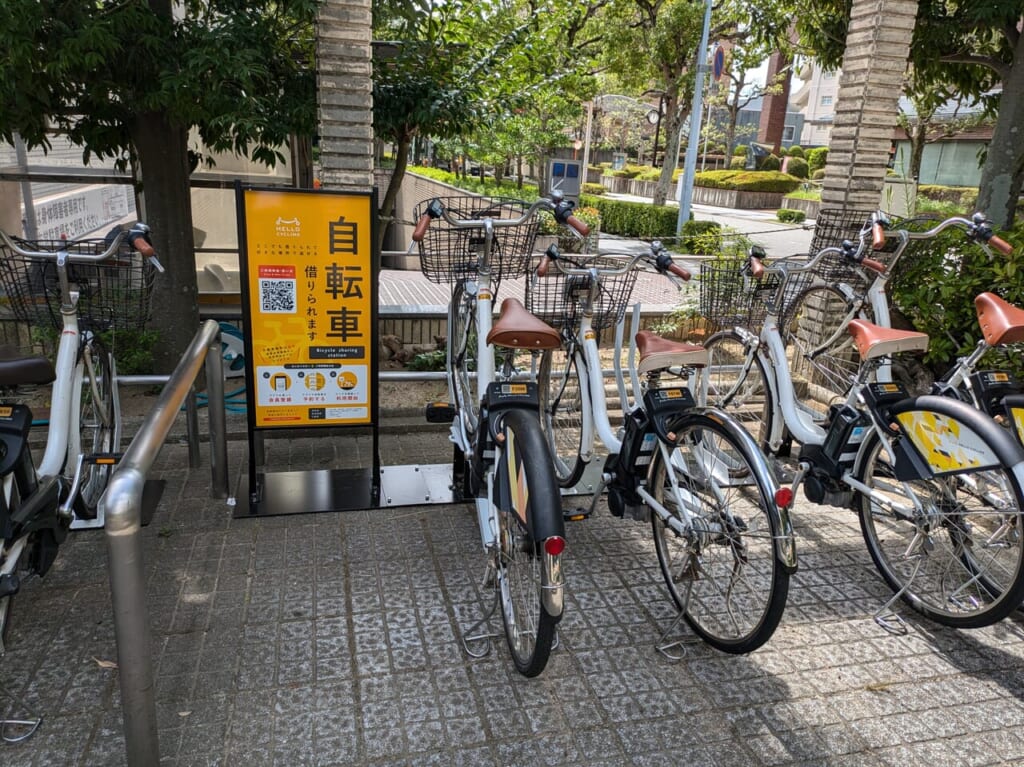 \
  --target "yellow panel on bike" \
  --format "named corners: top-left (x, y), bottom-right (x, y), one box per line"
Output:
top-left (0, 407), bottom-right (12, 418)
top-left (895, 410), bottom-right (1000, 474)
top-left (1010, 404), bottom-right (1024, 446)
